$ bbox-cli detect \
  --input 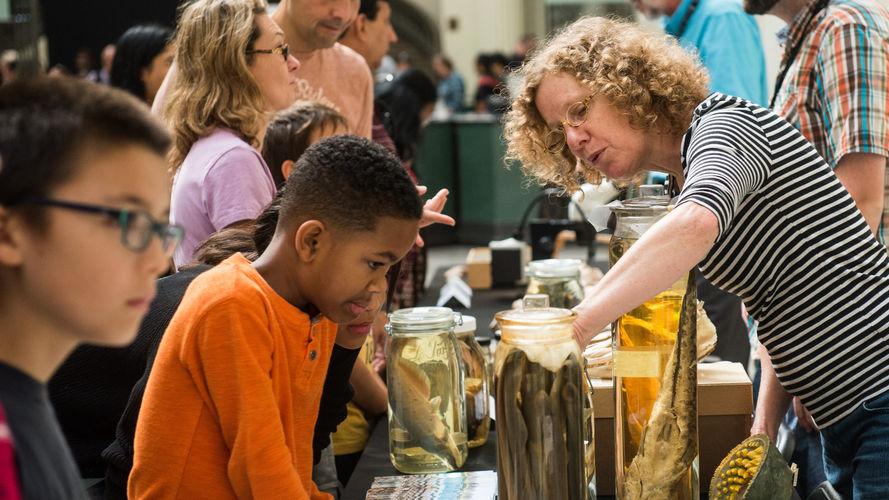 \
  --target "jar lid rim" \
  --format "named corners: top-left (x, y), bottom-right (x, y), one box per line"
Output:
top-left (495, 307), bottom-right (575, 323)
top-left (388, 306), bottom-right (460, 329)
top-left (527, 258), bottom-right (582, 277)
